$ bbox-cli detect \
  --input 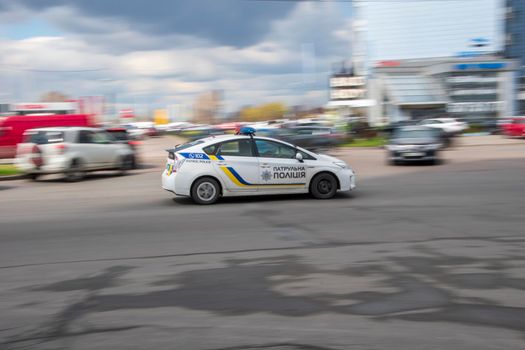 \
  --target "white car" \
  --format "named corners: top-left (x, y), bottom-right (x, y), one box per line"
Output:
top-left (16, 127), bottom-right (135, 181)
top-left (162, 128), bottom-right (356, 204)
top-left (419, 118), bottom-right (468, 135)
